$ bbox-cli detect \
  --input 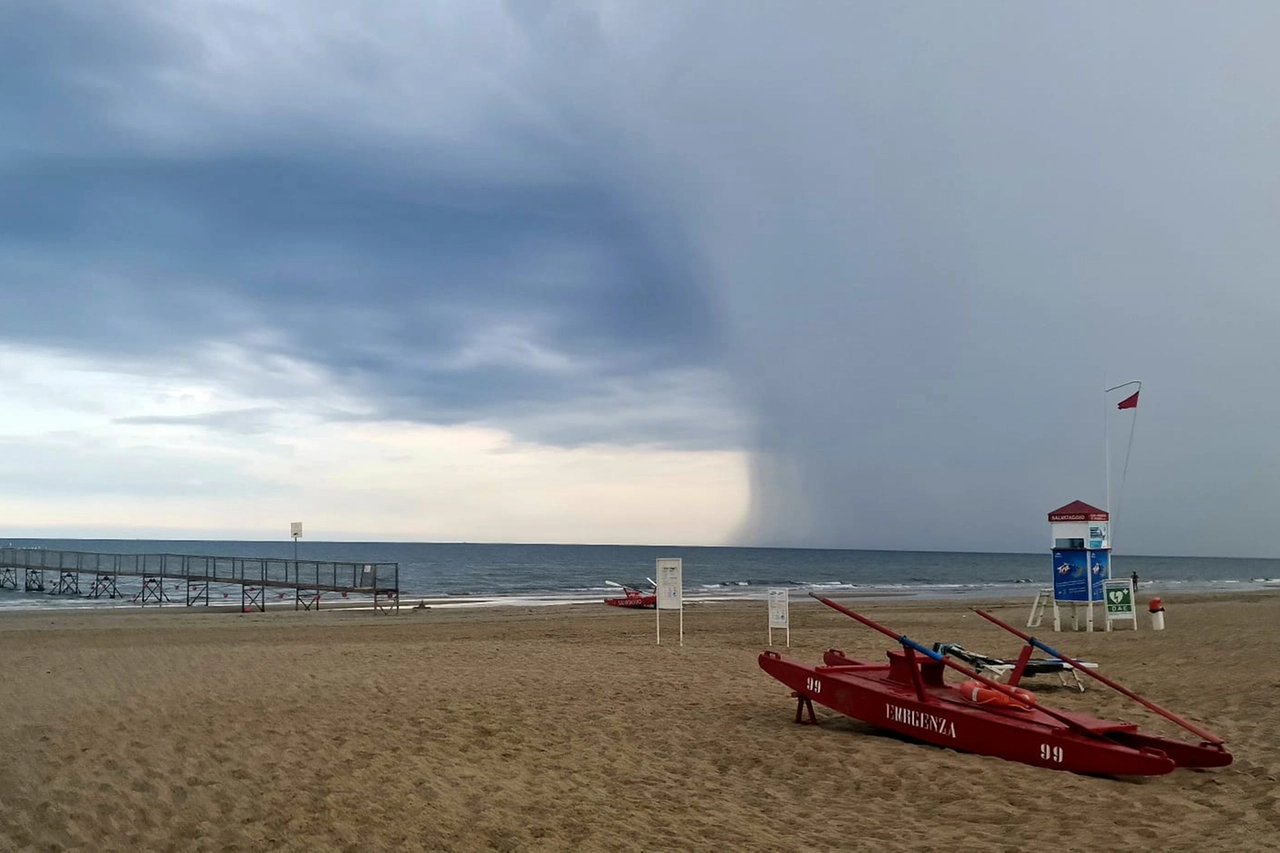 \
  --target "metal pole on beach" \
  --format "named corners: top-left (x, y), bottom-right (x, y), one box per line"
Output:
top-left (290, 521), bottom-right (302, 586)
top-left (1104, 380), bottom-right (1142, 577)
top-left (1104, 375), bottom-right (1110, 536)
